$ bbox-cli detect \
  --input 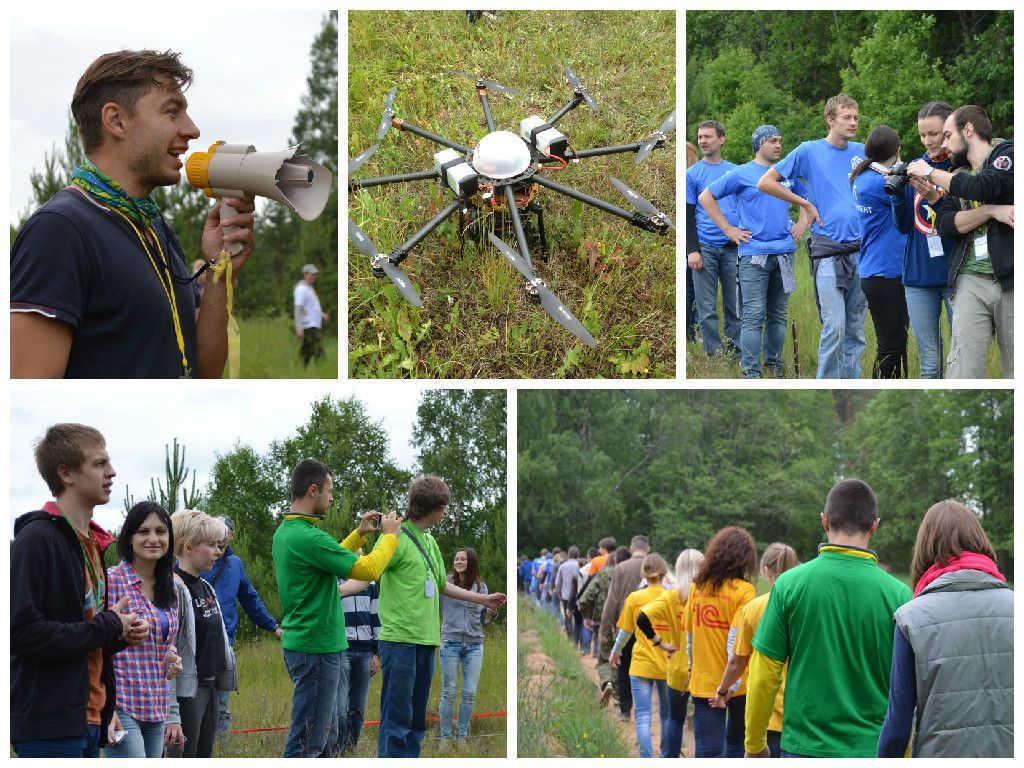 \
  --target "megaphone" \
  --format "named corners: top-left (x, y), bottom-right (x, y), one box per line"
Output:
top-left (186, 141), bottom-right (333, 254)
